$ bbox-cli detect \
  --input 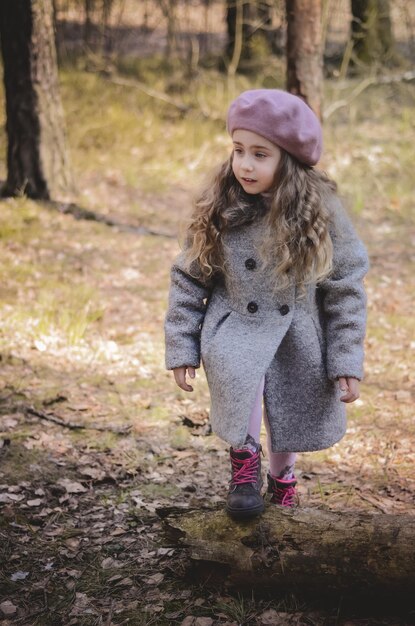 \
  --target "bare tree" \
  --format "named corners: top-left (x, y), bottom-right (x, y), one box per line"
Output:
top-left (84, 0), bottom-right (95, 48)
top-left (351, 0), bottom-right (395, 66)
top-left (285, 0), bottom-right (323, 119)
top-left (225, 0), bottom-right (278, 68)
top-left (156, 0), bottom-right (179, 59)
top-left (0, 0), bottom-right (73, 199)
